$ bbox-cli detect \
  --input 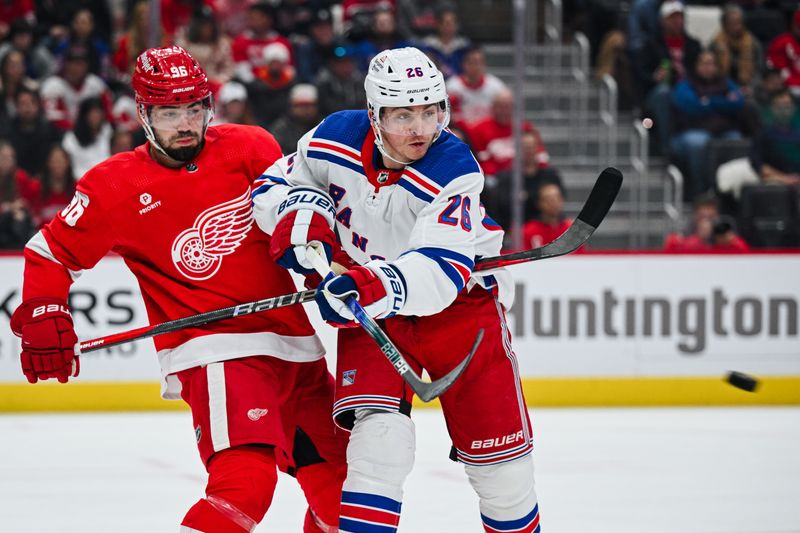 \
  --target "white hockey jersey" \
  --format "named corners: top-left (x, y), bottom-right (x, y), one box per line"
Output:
top-left (253, 110), bottom-right (513, 316)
